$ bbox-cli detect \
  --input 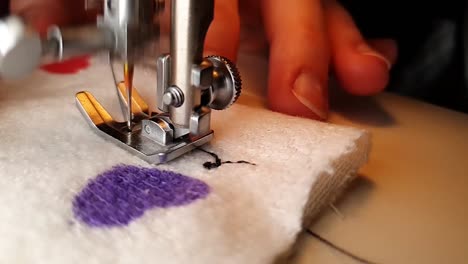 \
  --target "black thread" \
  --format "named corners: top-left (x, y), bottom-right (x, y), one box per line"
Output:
top-left (198, 148), bottom-right (256, 170)
top-left (306, 229), bottom-right (379, 264)
top-left (198, 150), bottom-right (374, 263)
